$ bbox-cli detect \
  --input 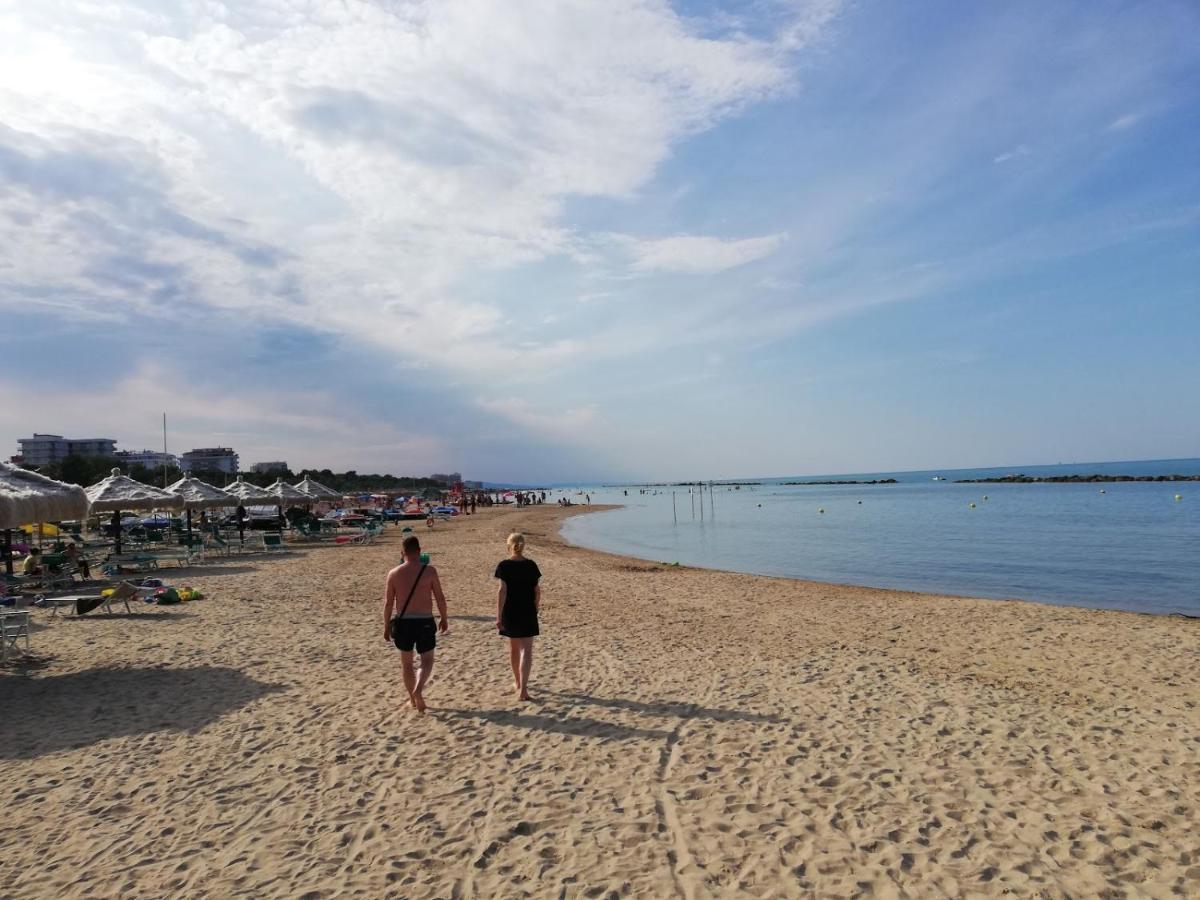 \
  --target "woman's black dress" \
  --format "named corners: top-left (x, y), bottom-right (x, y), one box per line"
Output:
top-left (495, 557), bottom-right (541, 638)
